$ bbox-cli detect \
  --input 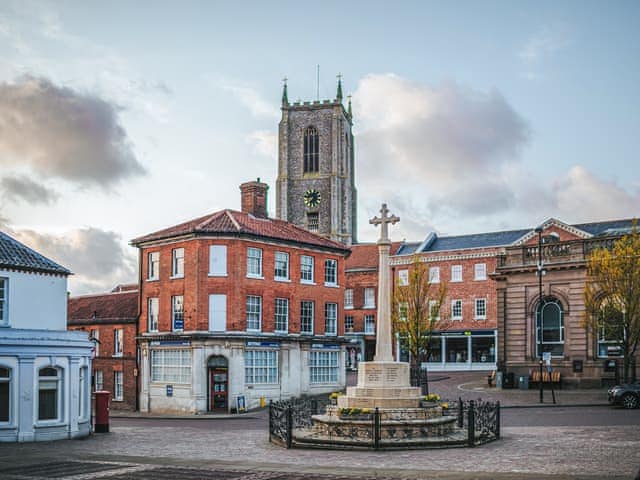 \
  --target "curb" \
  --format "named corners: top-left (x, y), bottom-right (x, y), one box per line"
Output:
top-left (500, 402), bottom-right (610, 409)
